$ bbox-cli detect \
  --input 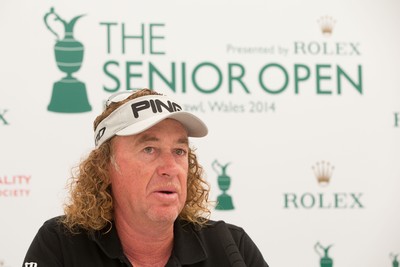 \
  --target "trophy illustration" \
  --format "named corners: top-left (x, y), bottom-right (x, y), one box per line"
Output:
top-left (44, 7), bottom-right (91, 113)
top-left (315, 242), bottom-right (333, 267)
top-left (390, 253), bottom-right (399, 267)
top-left (212, 160), bottom-right (234, 210)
